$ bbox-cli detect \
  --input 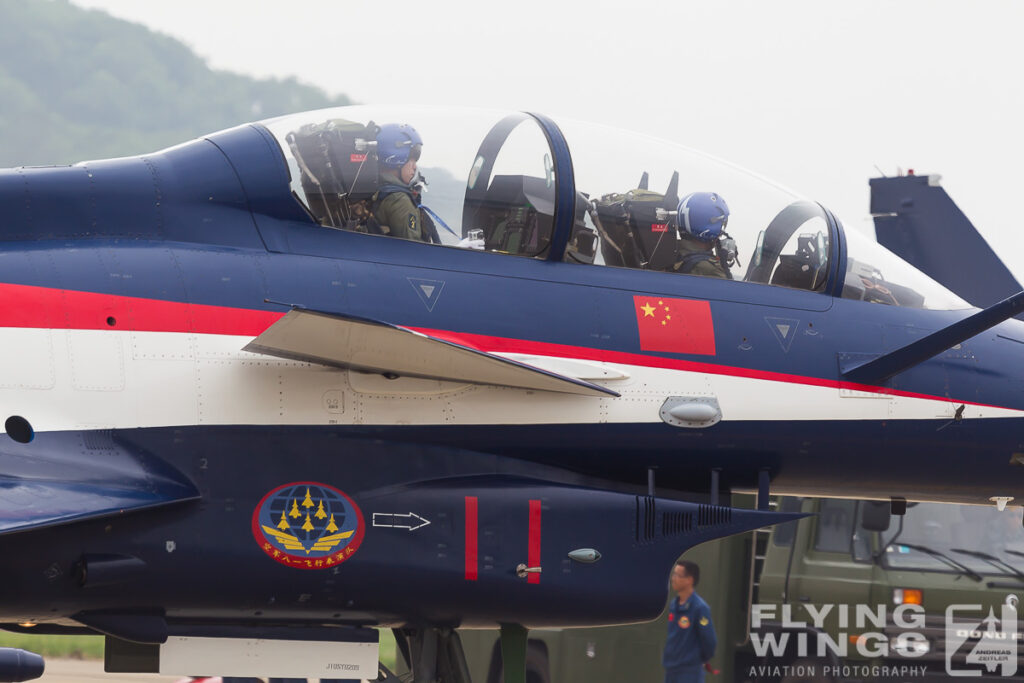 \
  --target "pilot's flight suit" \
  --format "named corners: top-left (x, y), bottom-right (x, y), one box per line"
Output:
top-left (673, 234), bottom-right (730, 279)
top-left (373, 184), bottom-right (422, 241)
top-left (663, 592), bottom-right (717, 683)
